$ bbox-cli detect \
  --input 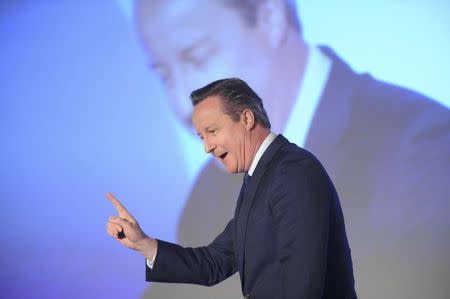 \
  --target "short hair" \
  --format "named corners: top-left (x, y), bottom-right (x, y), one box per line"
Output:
top-left (190, 78), bottom-right (271, 129)
top-left (223, 0), bottom-right (302, 34)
